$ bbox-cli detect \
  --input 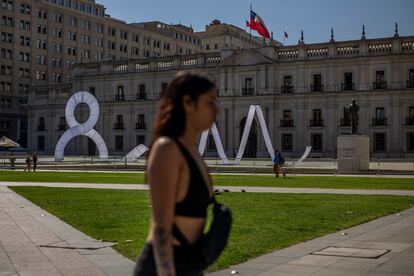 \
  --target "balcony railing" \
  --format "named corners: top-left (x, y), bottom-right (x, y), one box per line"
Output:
top-left (407, 80), bottom-right (414, 89)
top-left (373, 81), bottom-right (387, 90)
top-left (281, 85), bottom-right (294, 93)
top-left (340, 118), bottom-right (351, 126)
top-left (115, 94), bottom-right (125, 101)
top-left (280, 119), bottom-right (294, 127)
top-left (341, 83), bottom-right (355, 91)
top-left (135, 123), bottom-right (146, 130)
top-left (242, 87), bottom-right (255, 95)
top-left (405, 117), bottom-right (414, 126)
top-left (372, 118), bottom-right (387, 126)
top-left (310, 84), bottom-right (324, 92)
top-left (114, 123), bottom-right (124, 130)
top-left (310, 119), bottom-right (324, 127)
top-left (37, 125), bottom-right (45, 131)
top-left (57, 124), bottom-right (67, 131)
top-left (136, 92), bottom-right (147, 100)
